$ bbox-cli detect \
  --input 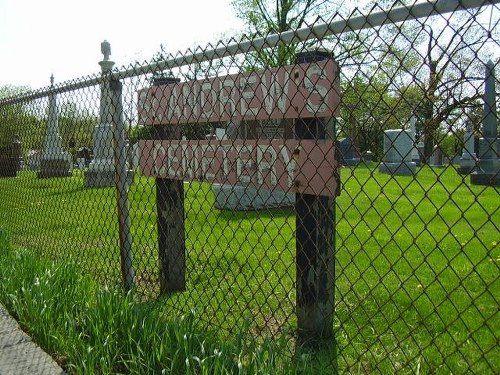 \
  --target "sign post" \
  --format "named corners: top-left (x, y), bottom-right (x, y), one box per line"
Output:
top-left (294, 51), bottom-right (338, 346)
top-left (153, 77), bottom-right (186, 293)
